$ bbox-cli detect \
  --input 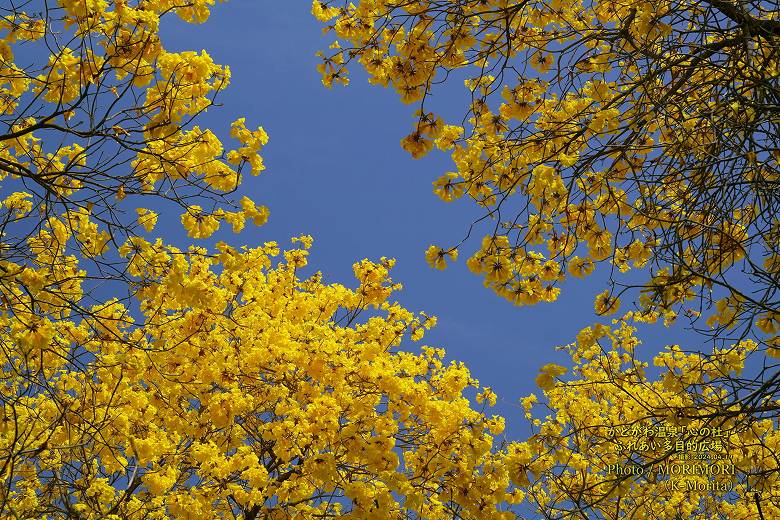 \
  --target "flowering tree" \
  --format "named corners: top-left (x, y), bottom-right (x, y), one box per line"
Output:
top-left (1, 0), bottom-right (269, 307)
top-left (2, 232), bottom-right (520, 518)
top-left (312, 0), bottom-right (780, 516)
top-left (2, 0), bottom-right (779, 517)
top-left (511, 320), bottom-right (780, 519)
top-left (0, 1), bottom-right (517, 518)
top-left (312, 0), bottom-right (780, 341)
